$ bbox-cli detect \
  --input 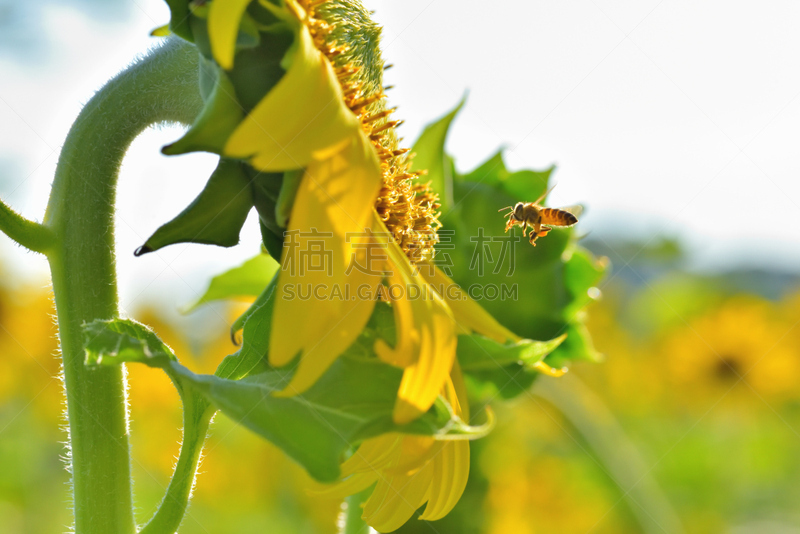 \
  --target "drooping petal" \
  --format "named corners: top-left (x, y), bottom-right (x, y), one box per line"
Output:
top-left (310, 470), bottom-right (378, 500)
top-left (373, 260), bottom-right (418, 369)
top-left (363, 464), bottom-right (434, 533)
top-left (419, 440), bottom-right (470, 521)
top-left (418, 264), bottom-right (519, 343)
top-left (322, 371), bottom-right (473, 531)
top-left (373, 219), bottom-right (457, 424)
top-left (393, 318), bottom-right (456, 425)
top-left (386, 436), bottom-right (441, 476)
top-left (419, 366), bottom-right (470, 520)
top-left (341, 434), bottom-right (402, 476)
top-left (224, 11), bottom-right (362, 171)
top-left (270, 136), bottom-right (382, 395)
top-left (208, 0), bottom-right (254, 70)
